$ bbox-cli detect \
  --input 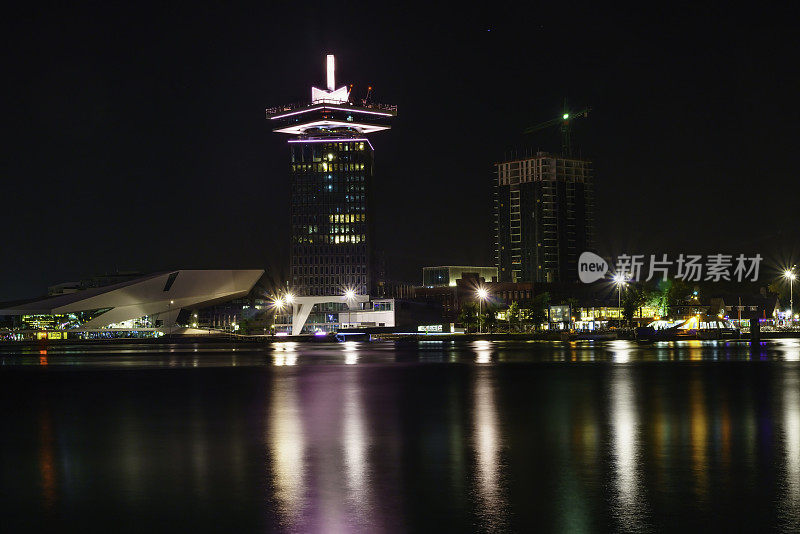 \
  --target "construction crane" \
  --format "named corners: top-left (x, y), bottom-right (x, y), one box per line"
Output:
top-left (523, 101), bottom-right (591, 157)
